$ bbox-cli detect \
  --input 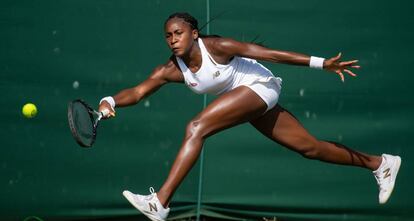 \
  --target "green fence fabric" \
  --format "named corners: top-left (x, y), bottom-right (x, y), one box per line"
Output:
top-left (1, 0), bottom-right (413, 221)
